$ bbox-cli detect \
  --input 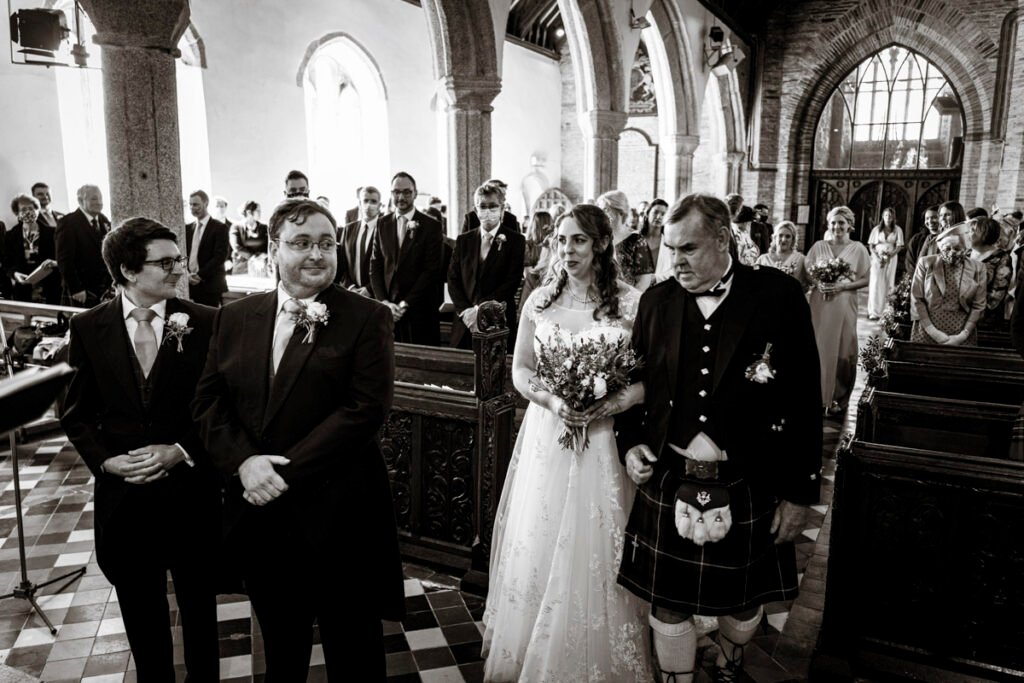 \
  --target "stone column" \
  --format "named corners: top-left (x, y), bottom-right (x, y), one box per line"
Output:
top-left (663, 134), bottom-right (701, 202)
top-left (80, 0), bottom-right (189, 235)
top-left (440, 77), bottom-right (501, 238)
top-left (726, 151), bottom-right (747, 195)
top-left (579, 109), bottom-right (628, 200)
